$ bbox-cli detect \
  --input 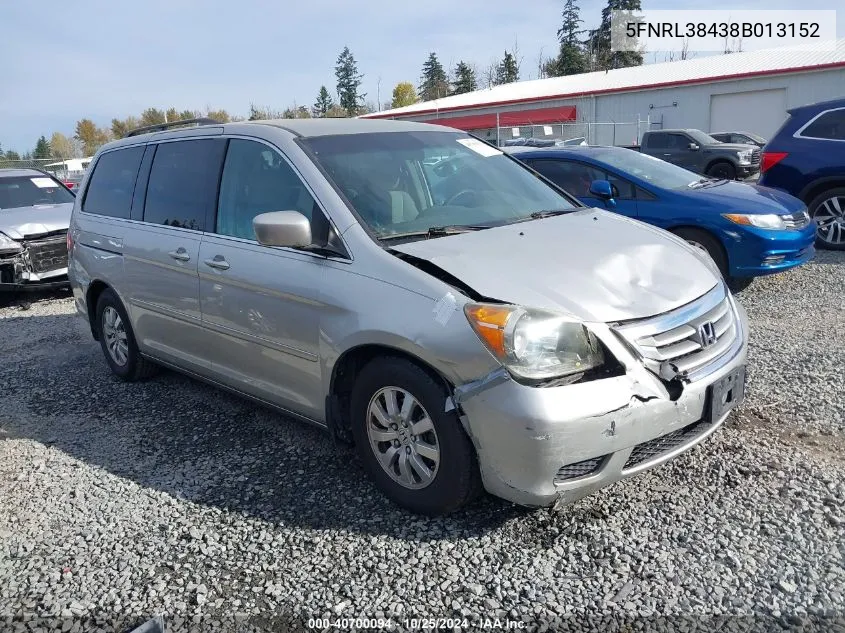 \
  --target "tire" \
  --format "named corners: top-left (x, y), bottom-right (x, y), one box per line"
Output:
top-left (95, 288), bottom-right (159, 381)
top-left (807, 187), bottom-right (845, 251)
top-left (671, 227), bottom-right (729, 280)
top-left (727, 277), bottom-right (753, 293)
top-left (350, 356), bottom-right (482, 516)
top-left (706, 161), bottom-right (737, 180)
